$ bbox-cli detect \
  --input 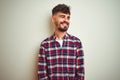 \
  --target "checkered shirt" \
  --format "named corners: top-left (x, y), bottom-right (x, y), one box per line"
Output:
top-left (38, 33), bottom-right (84, 80)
